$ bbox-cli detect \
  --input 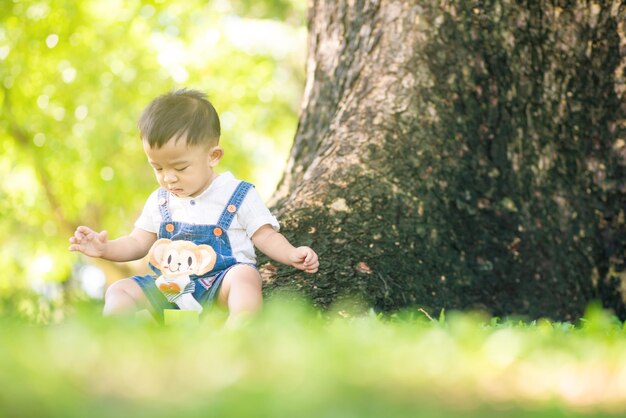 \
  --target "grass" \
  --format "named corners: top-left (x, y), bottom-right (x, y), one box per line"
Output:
top-left (1, 297), bottom-right (625, 418)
